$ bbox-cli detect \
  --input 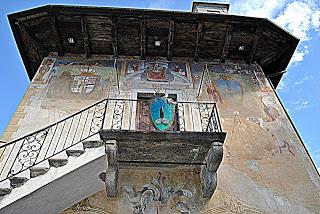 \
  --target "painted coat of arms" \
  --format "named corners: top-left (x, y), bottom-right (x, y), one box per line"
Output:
top-left (149, 94), bottom-right (175, 131)
top-left (145, 62), bottom-right (172, 82)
